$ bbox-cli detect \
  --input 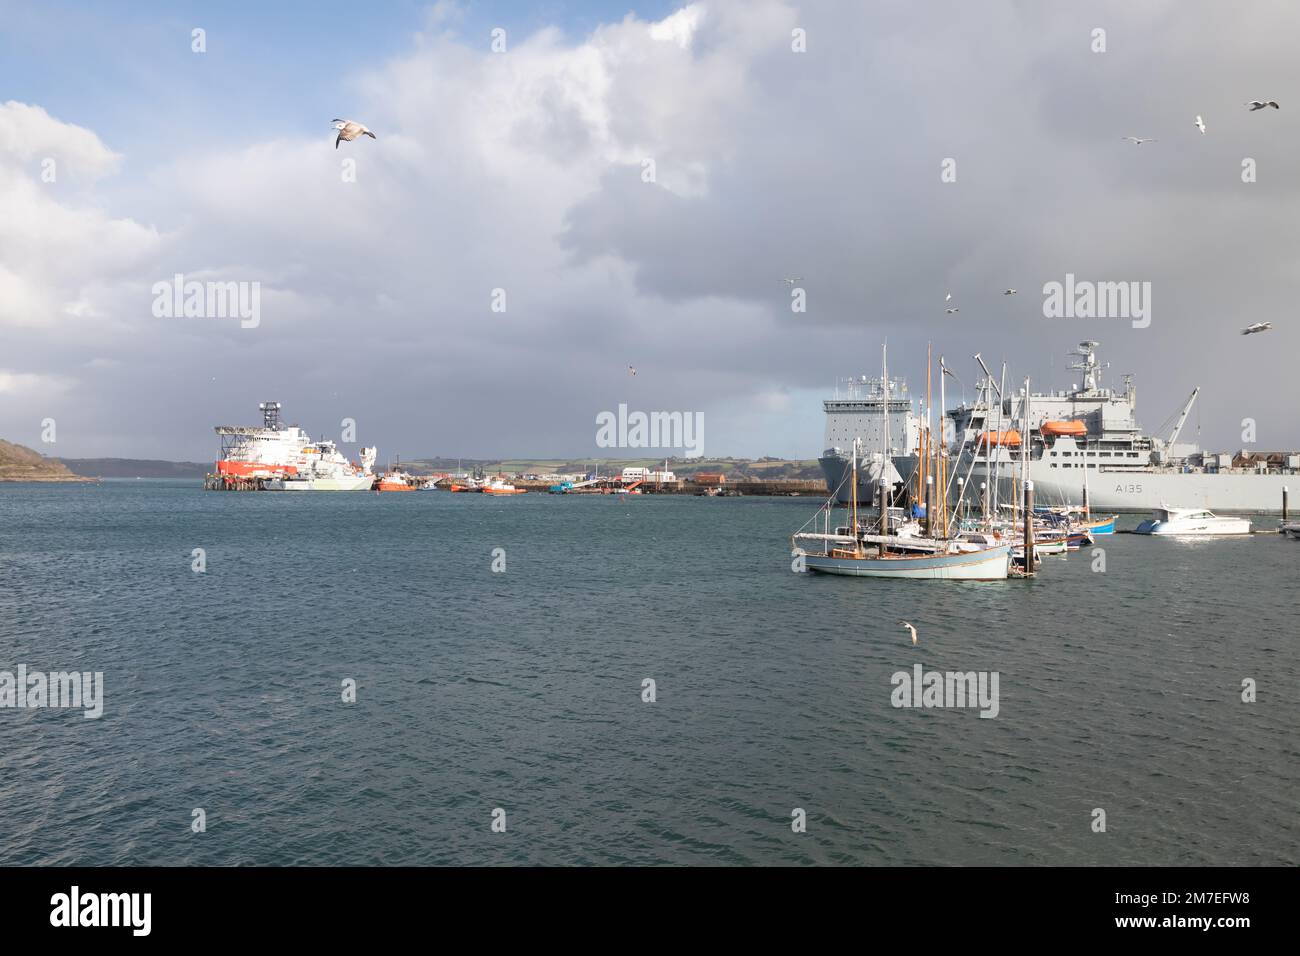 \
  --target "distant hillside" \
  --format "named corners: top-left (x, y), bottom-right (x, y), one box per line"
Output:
top-left (401, 456), bottom-right (823, 480)
top-left (57, 458), bottom-right (209, 479)
top-left (0, 439), bottom-right (96, 482)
